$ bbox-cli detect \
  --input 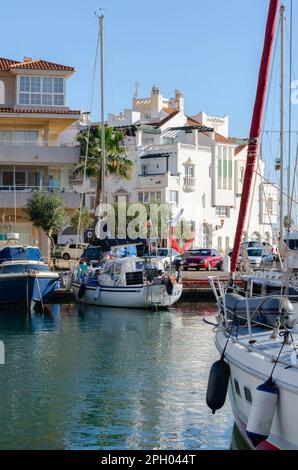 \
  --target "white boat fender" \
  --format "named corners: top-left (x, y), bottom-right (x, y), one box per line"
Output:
top-left (206, 358), bottom-right (230, 414)
top-left (166, 278), bottom-right (174, 296)
top-left (94, 286), bottom-right (101, 300)
top-left (246, 377), bottom-right (279, 447)
top-left (78, 283), bottom-right (86, 299)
